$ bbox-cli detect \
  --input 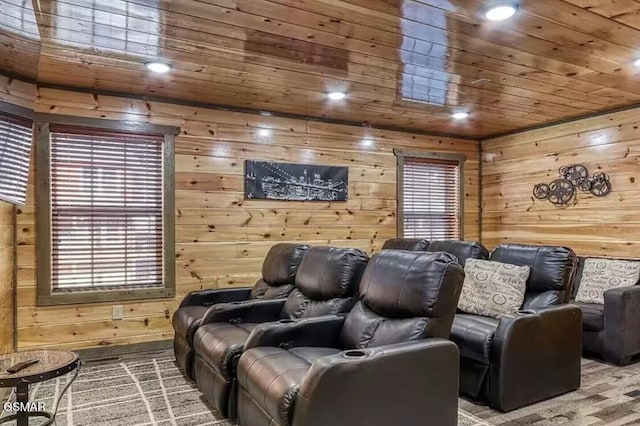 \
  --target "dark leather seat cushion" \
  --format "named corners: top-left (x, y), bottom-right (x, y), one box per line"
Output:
top-left (491, 244), bottom-right (576, 293)
top-left (451, 314), bottom-right (499, 364)
top-left (237, 346), bottom-right (341, 426)
top-left (250, 278), bottom-right (294, 300)
top-left (427, 241), bottom-right (489, 266)
top-left (261, 244), bottom-right (310, 286)
top-left (173, 305), bottom-right (208, 341)
top-left (280, 247), bottom-right (368, 319)
top-left (573, 301), bottom-right (604, 331)
top-left (193, 322), bottom-right (258, 379)
top-left (381, 238), bottom-right (430, 251)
